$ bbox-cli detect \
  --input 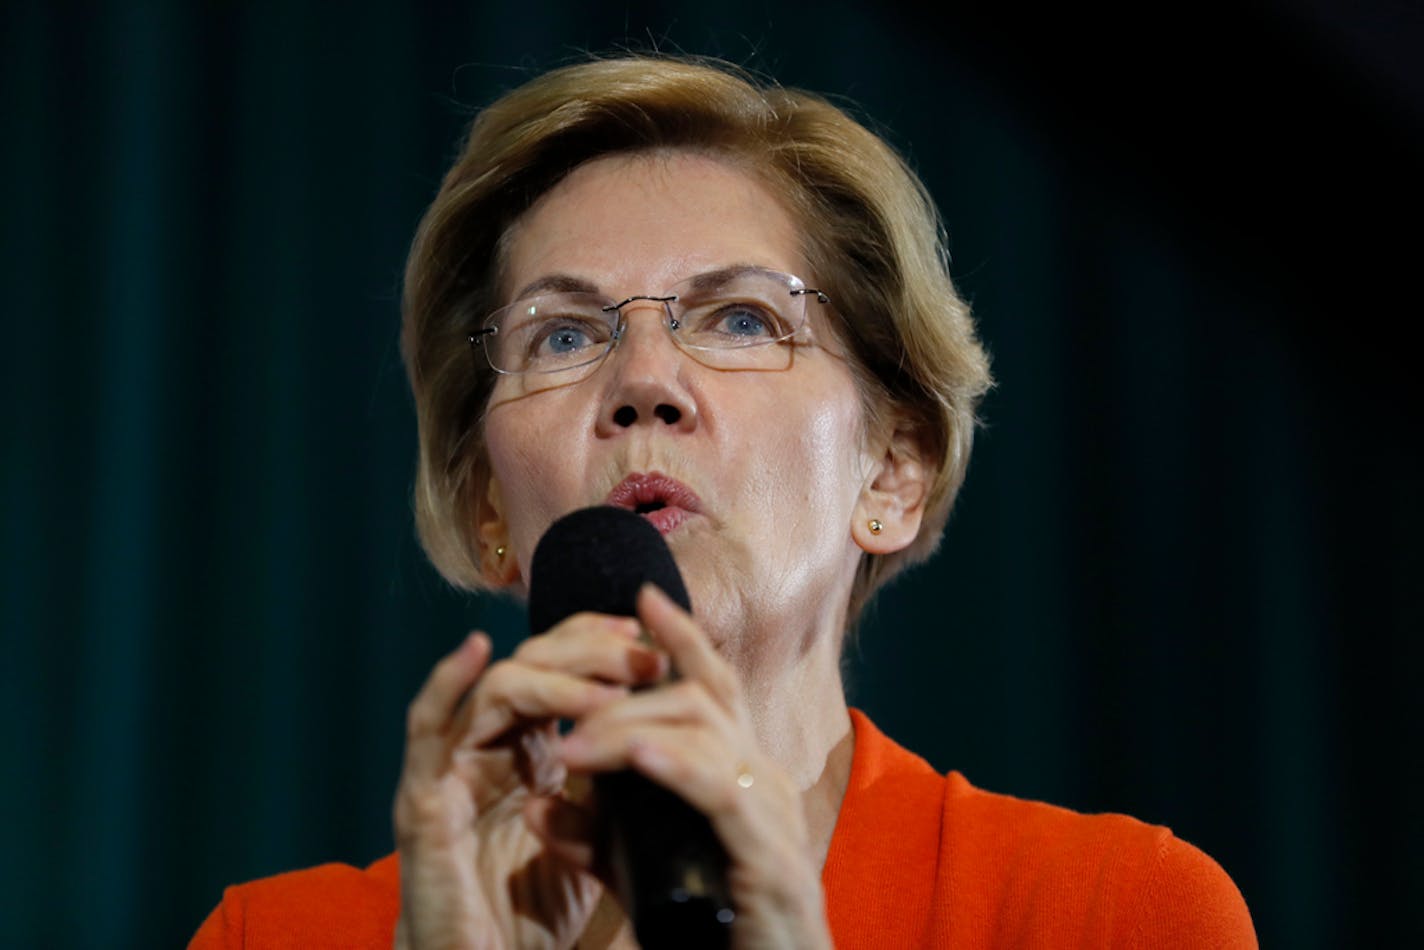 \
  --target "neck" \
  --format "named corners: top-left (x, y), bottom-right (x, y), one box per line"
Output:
top-left (740, 644), bottom-right (851, 787)
top-left (726, 610), bottom-right (855, 868)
